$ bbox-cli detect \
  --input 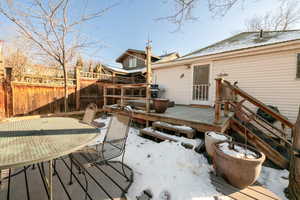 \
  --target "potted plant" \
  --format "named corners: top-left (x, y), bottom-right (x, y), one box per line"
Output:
top-left (205, 131), bottom-right (232, 157)
top-left (153, 98), bottom-right (169, 113)
top-left (213, 141), bottom-right (265, 189)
